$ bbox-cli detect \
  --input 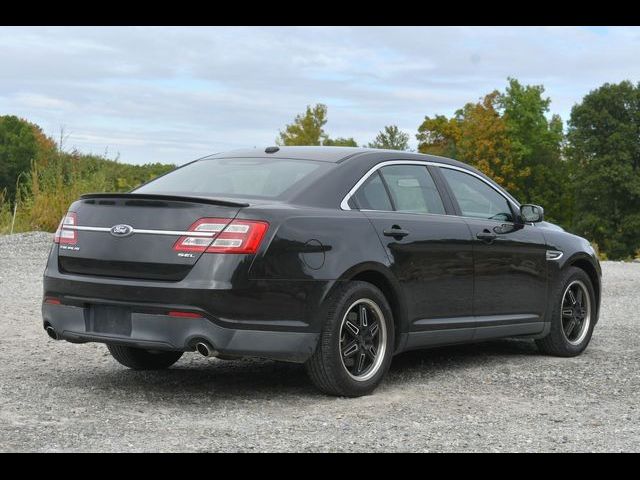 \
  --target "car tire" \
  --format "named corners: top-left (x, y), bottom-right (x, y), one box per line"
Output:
top-left (305, 281), bottom-right (394, 397)
top-left (107, 344), bottom-right (183, 370)
top-left (536, 267), bottom-right (597, 357)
